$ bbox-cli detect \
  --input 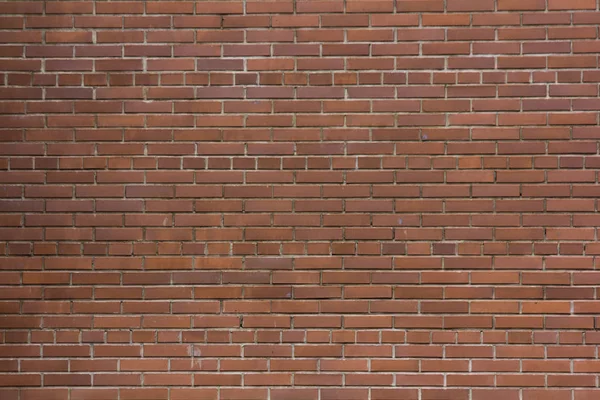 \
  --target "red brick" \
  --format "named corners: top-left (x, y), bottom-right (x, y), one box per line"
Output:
top-left (1, 1), bottom-right (598, 396)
